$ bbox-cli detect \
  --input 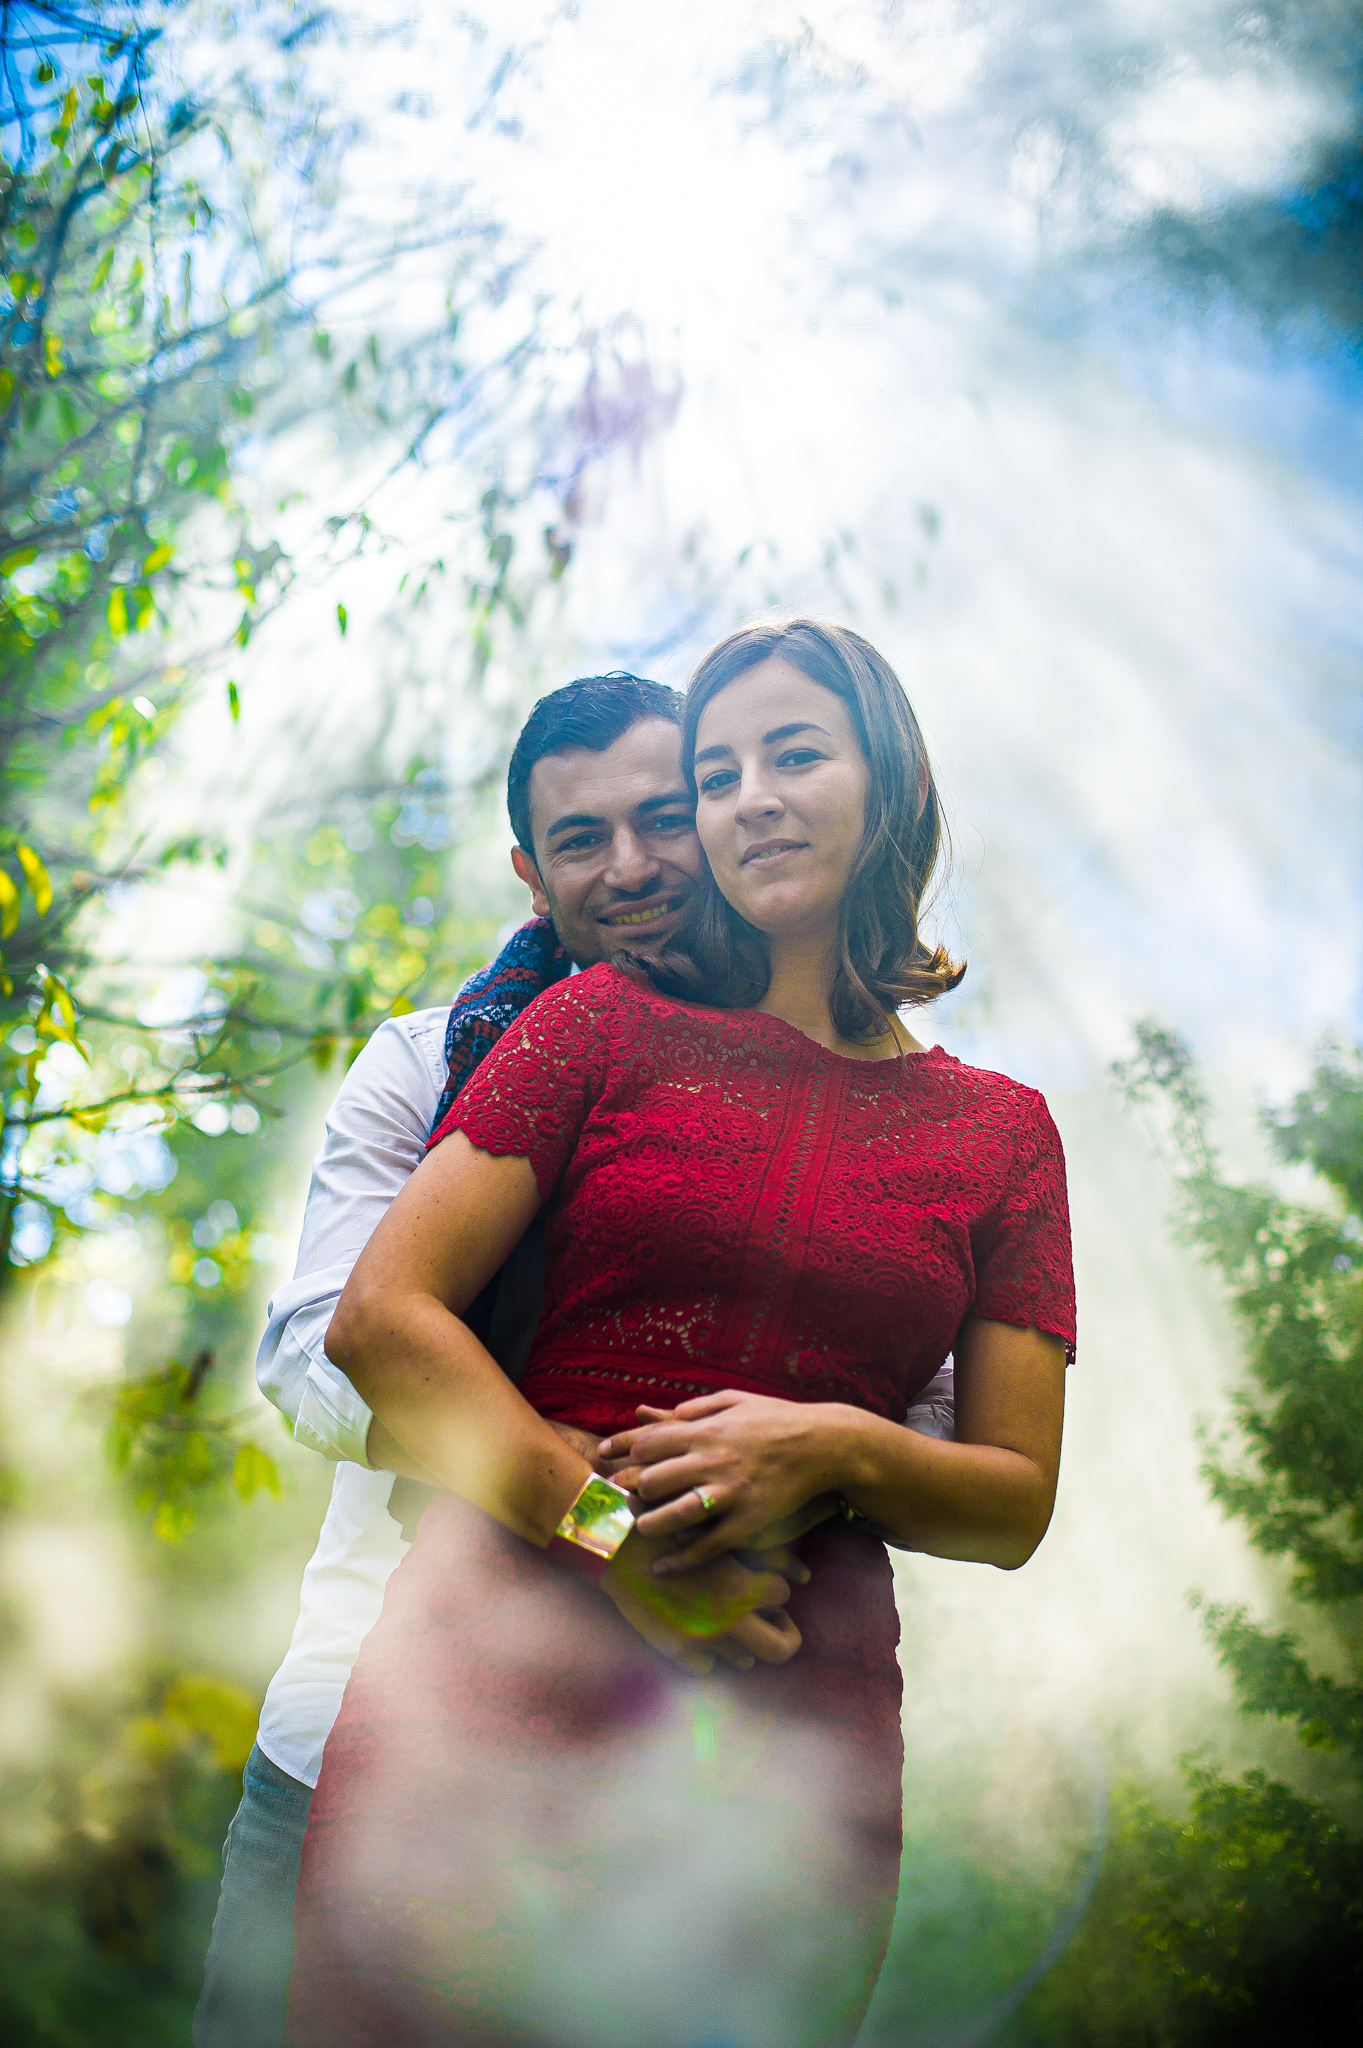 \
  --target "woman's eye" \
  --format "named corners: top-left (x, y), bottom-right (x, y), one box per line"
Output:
top-left (698, 770), bottom-right (738, 796)
top-left (777, 748), bottom-right (822, 768)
